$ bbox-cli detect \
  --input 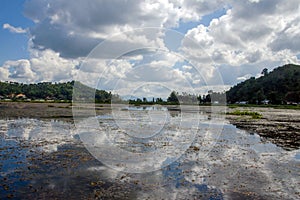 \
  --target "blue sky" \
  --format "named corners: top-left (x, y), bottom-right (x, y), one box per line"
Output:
top-left (0, 0), bottom-right (299, 96)
top-left (0, 1), bottom-right (227, 64)
top-left (173, 7), bottom-right (228, 34)
top-left (0, 0), bottom-right (34, 65)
